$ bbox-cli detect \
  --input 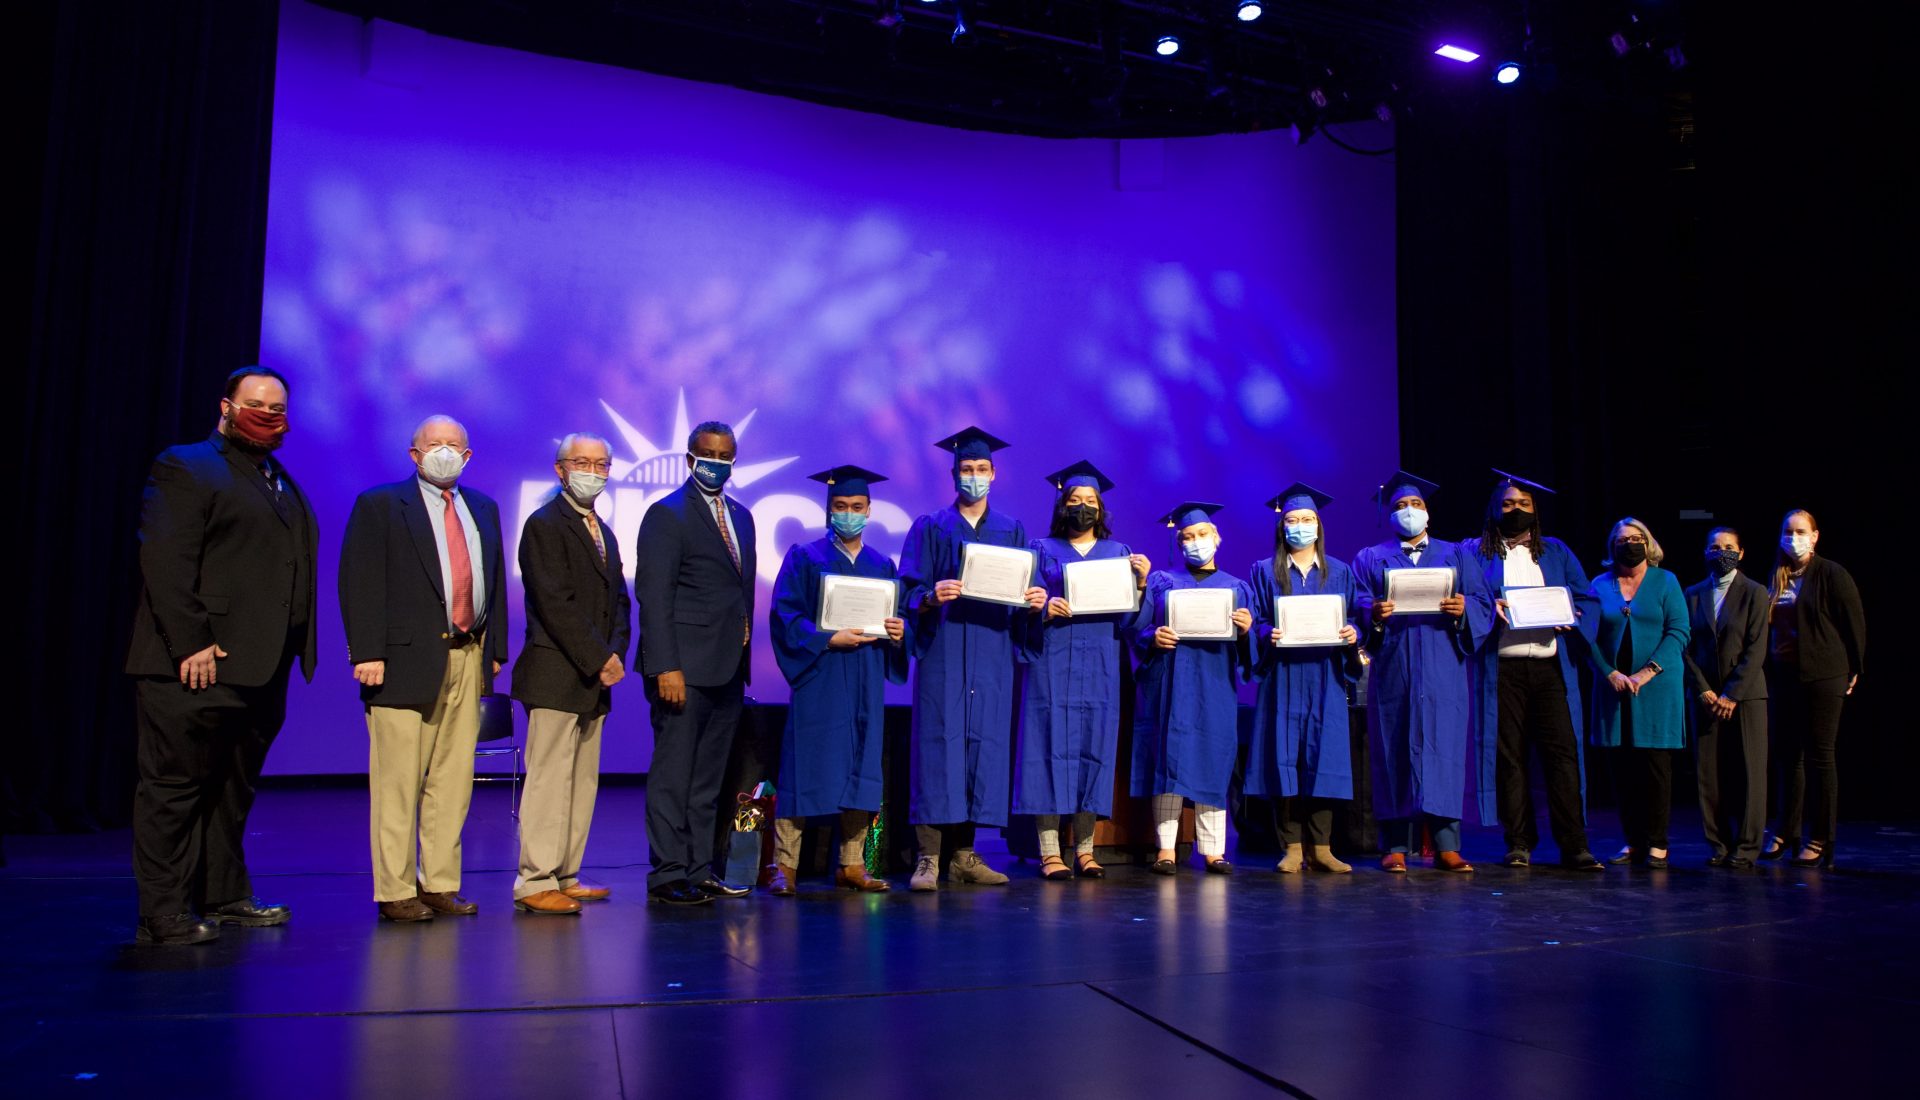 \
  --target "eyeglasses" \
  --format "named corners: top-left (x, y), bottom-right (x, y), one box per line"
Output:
top-left (563, 459), bottom-right (612, 473)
